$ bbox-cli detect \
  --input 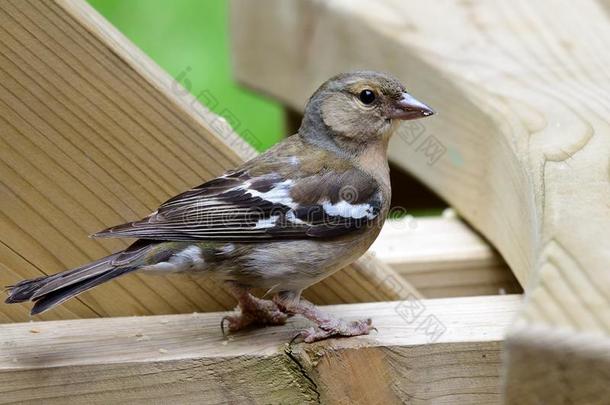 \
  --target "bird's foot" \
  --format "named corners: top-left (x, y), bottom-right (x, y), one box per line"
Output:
top-left (221, 296), bottom-right (288, 334)
top-left (292, 318), bottom-right (375, 343)
top-left (276, 296), bottom-right (376, 343)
